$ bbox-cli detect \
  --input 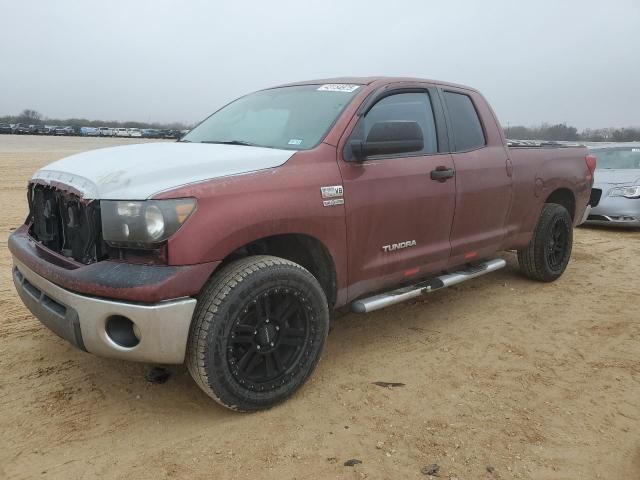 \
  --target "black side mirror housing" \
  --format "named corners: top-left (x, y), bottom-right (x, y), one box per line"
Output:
top-left (349, 120), bottom-right (424, 161)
